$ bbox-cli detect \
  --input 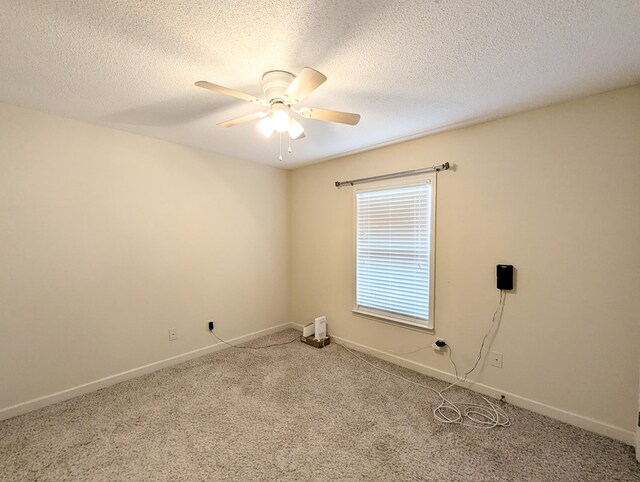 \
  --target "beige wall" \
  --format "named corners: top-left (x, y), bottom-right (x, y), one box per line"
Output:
top-left (0, 103), bottom-right (289, 411)
top-left (2, 86), bottom-right (639, 444)
top-left (289, 85), bottom-right (640, 442)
